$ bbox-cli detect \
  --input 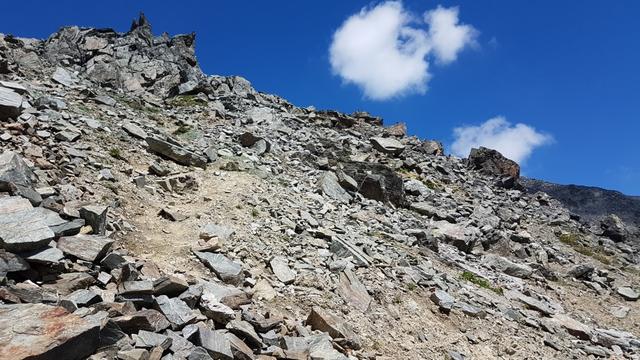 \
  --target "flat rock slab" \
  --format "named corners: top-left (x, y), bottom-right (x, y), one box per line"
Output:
top-left (337, 269), bottom-right (372, 312)
top-left (123, 122), bottom-right (148, 139)
top-left (0, 196), bottom-right (54, 252)
top-left (370, 136), bottom-right (405, 155)
top-left (146, 137), bottom-right (207, 169)
top-left (195, 252), bottom-right (244, 286)
top-left (57, 234), bottom-right (114, 262)
top-left (0, 304), bottom-right (100, 360)
top-left (0, 86), bottom-right (23, 120)
top-left (270, 256), bottom-right (296, 284)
